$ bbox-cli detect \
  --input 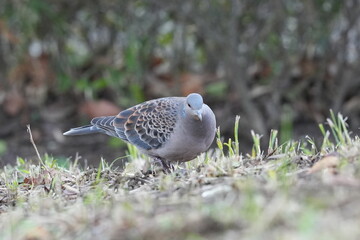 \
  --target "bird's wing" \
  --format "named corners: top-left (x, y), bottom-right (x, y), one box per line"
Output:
top-left (113, 98), bottom-right (180, 150)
